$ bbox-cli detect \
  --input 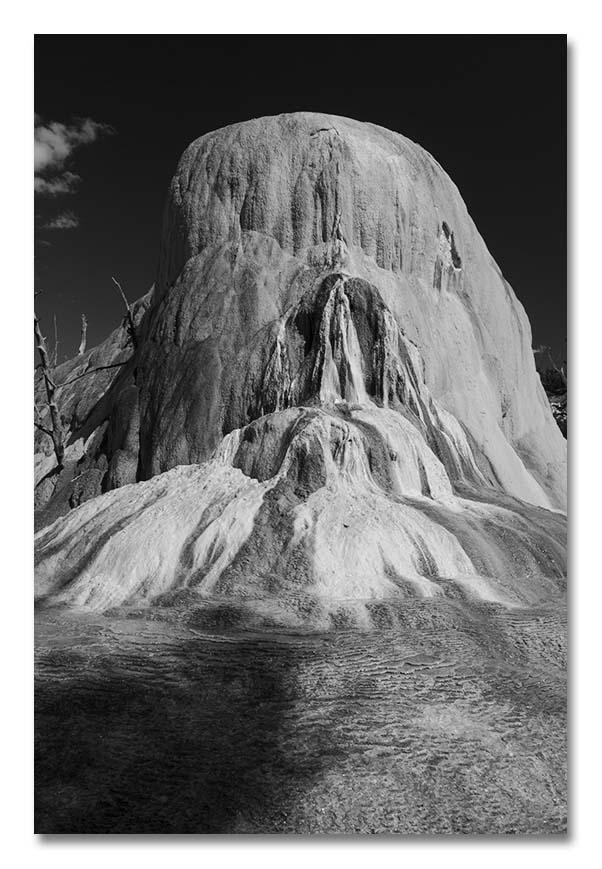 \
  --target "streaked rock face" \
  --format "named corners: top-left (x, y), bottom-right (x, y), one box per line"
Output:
top-left (139, 112), bottom-right (565, 508)
top-left (34, 113), bottom-right (567, 621)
